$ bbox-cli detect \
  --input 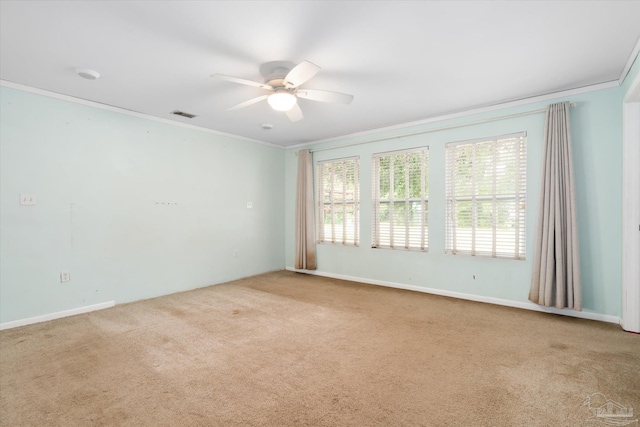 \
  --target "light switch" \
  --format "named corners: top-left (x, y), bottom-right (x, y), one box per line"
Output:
top-left (246, 201), bottom-right (253, 209)
top-left (20, 194), bottom-right (36, 206)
